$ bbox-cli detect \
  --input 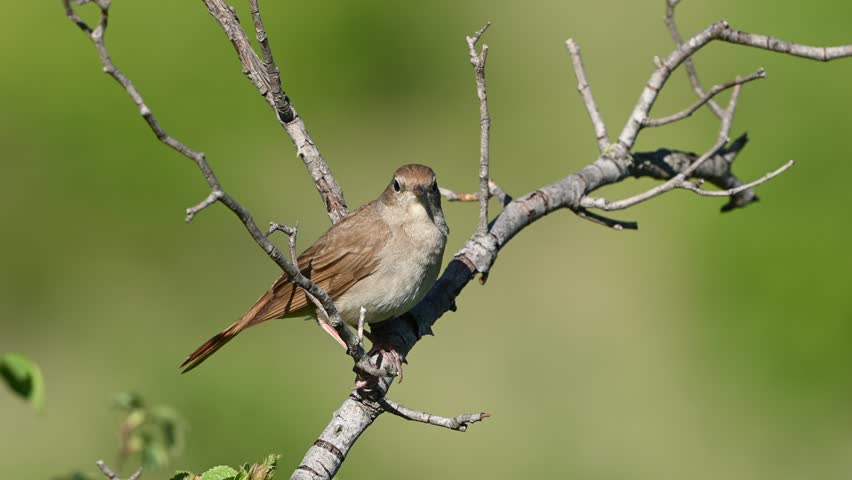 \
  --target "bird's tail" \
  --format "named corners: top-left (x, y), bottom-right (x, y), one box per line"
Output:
top-left (179, 321), bottom-right (242, 374)
top-left (180, 291), bottom-right (276, 373)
